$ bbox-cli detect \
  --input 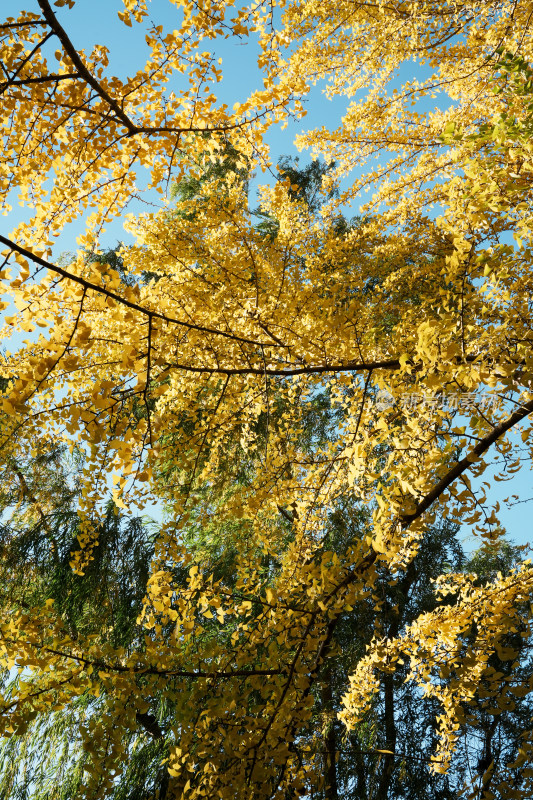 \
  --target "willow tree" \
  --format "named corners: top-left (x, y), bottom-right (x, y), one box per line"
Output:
top-left (1, 2), bottom-right (533, 799)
